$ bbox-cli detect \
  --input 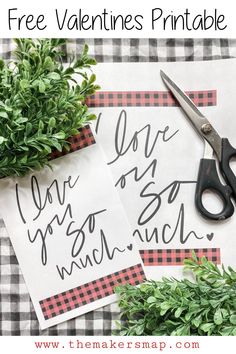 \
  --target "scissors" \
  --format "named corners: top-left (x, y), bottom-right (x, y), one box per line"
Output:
top-left (160, 70), bottom-right (236, 221)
